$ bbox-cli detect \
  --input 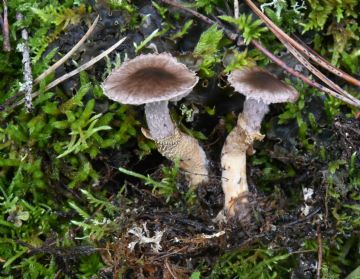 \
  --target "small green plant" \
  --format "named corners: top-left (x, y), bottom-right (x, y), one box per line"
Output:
top-left (301, 0), bottom-right (358, 32)
top-left (190, 271), bottom-right (201, 279)
top-left (324, 155), bottom-right (360, 247)
top-left (194, 24), bottom-right (224, 77)
top-left (134, 28), bottom-right (160, 53)
top-left (219, 14), bottom-right (268, 44)
top-left (278, 91), bottom-right (319, 150)
top-left (108, 0), bottom-right (136, 13)
top-left (119, 160), bottom-right (180, 203)
top-left (170, 20), bottom-right (194, 40)
top-left (194, 0), bottom-right (220, 14)
top-left (211, 248), bottom-right (295, 278)
top-left (223, 49), bottom-right (257, 73)
top-left (28, 3), bottom-right (86, 62)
